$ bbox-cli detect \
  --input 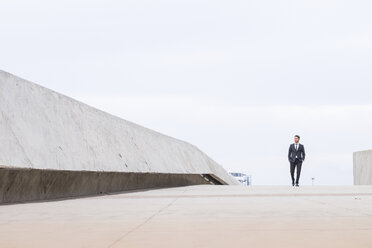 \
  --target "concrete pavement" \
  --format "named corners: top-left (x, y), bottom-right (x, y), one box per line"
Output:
top-left (1, 185), bottom-right (372, 248)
